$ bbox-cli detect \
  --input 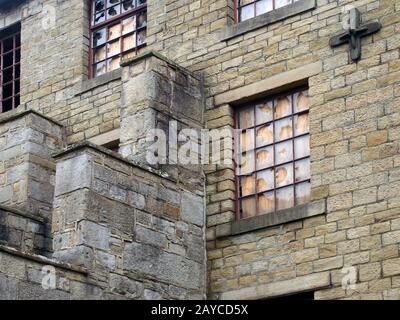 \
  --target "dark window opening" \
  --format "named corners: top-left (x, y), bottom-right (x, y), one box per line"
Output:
top-left (0, 23), bottom-right (21, 113)
top-left (102, 139), bottom-right (120, 153)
